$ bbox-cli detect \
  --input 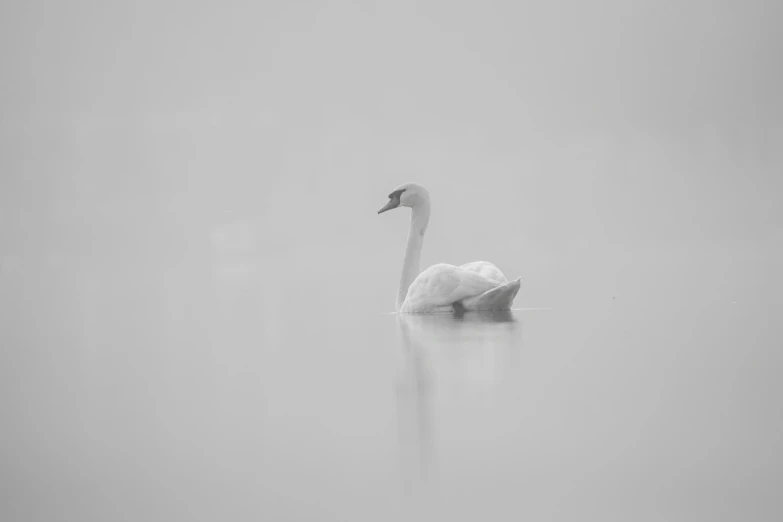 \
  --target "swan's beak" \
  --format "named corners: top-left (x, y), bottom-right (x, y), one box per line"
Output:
top-left (377, 198), bottom-right (399, 214)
